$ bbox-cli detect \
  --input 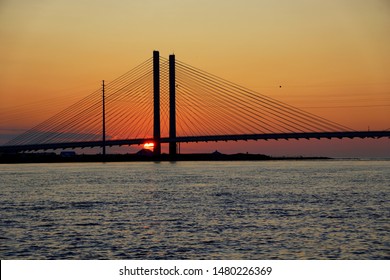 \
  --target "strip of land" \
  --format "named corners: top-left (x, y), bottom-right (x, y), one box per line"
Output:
top-left (0, 152), bottom-right (330, 163)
